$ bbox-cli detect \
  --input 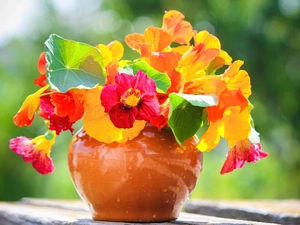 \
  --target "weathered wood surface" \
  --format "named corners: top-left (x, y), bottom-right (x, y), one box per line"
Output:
top-left (0, 198), bottom-right (281, 225)
top-left (185, 199), bottom-right (300, 225)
